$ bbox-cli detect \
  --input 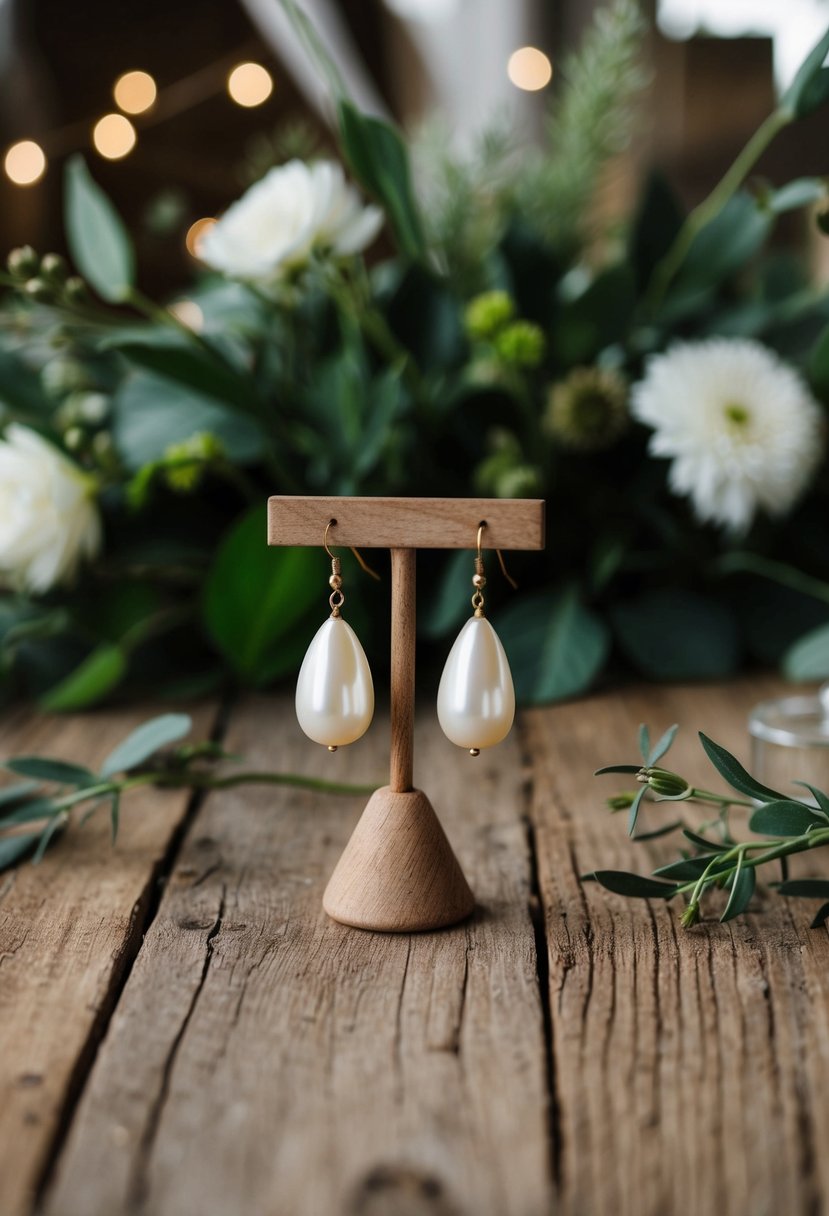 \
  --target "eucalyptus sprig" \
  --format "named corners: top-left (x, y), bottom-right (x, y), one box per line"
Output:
top-left (585, 724), bottom-right (829, 930)
top-left (0, 713), bottom-right (376, 874)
